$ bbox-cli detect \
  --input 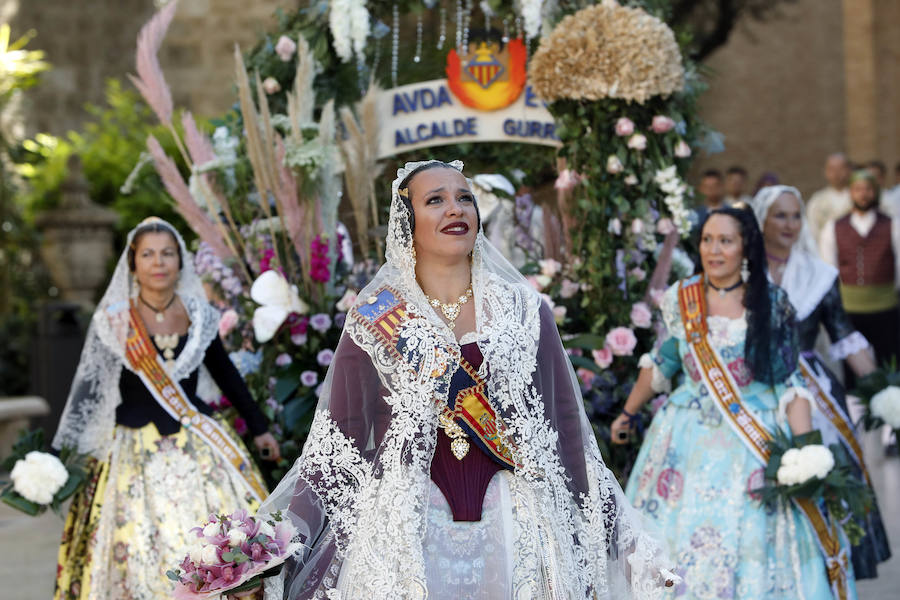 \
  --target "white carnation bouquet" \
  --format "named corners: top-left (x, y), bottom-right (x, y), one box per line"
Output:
top-left (1, 429), bottom-right (89, 516)
top-left (854, 367), bottom-right (900, 433)
top-left (752, 429), bottom-right (872, 546)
